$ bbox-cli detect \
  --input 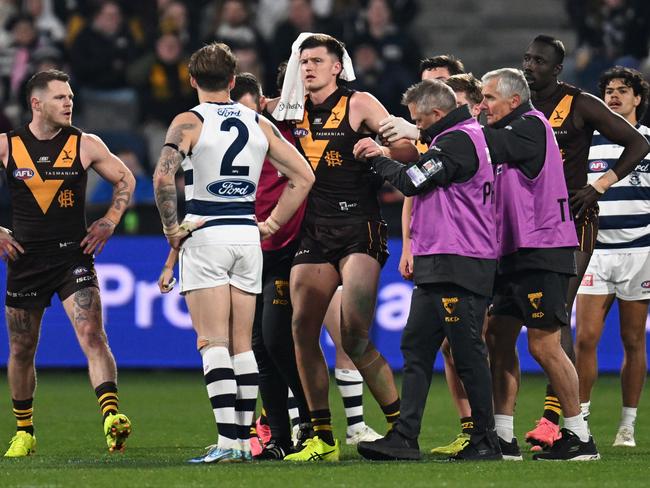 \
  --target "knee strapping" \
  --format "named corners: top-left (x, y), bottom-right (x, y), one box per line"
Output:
top-left (197, 336), bottom-right (229, 352)
top-left (341, 333), bottom-right (370, 361)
